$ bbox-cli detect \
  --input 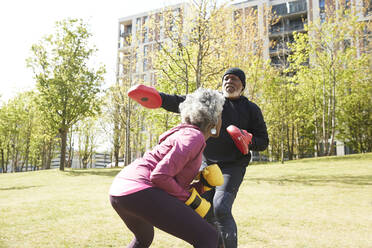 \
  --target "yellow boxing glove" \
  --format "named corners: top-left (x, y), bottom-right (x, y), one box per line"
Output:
top-left (200, 164), bottom-right (224, 191)
top-left (185, 188), bottom-right (211, 218)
